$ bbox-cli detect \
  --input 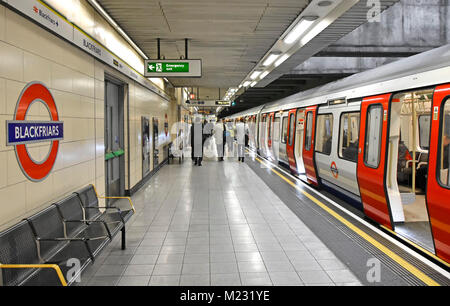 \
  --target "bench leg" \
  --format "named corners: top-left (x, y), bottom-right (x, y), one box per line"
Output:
top-left (121, 226), bottom-right (126, 250)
